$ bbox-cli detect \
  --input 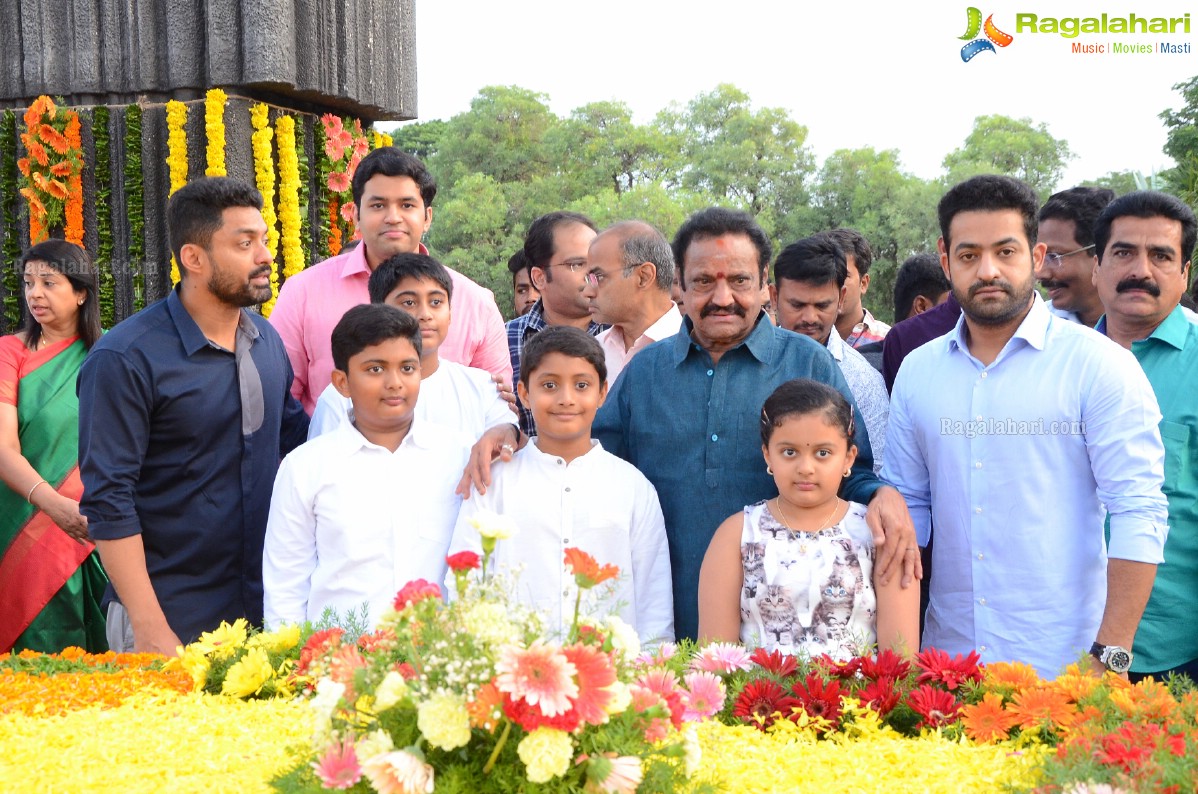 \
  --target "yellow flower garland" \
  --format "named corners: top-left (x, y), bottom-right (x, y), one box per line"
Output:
top-left (250, 103), bottom-right (281, 316)
top-left (165, 100), bottom-right (189, 285)
top-left (274, 115), bottom-right (304, 280)
top-left (204, 88), bottom-right (228, 177)
top-left (371, 130), bottom-right (393, 149)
